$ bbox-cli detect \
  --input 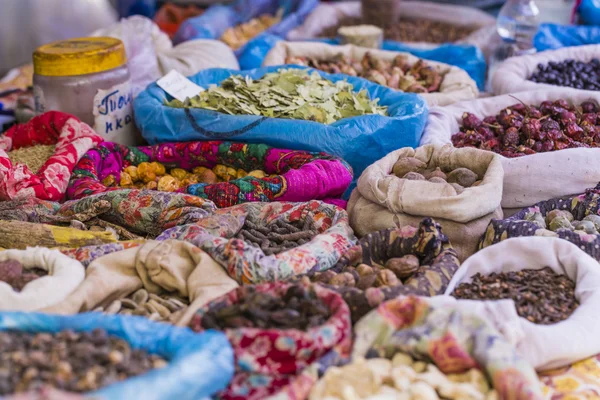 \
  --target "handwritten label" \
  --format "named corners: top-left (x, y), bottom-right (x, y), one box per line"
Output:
top-left (93, 81), bottom-right (137, 145)
top-left (33, 85), bottom-right (46, 114)
top-left (157, 70), bottom-right (204, 102)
